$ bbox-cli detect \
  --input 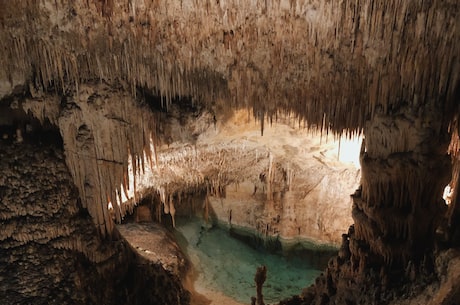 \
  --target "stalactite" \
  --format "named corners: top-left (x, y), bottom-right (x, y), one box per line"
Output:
top-left (267, 152), bottom-right (274, 200)
top-left (204, 191), bottom-right (210, 224)
top-left (20, 83), bottom-right (158, 237)
top-left (1, 0), bottom-right (457, 139)
top-left (286, 163), bottom-right (294, 192)
top-left (169, 195), bottom-right (176, 228)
